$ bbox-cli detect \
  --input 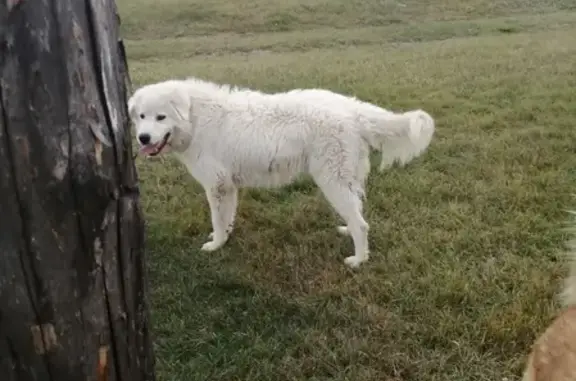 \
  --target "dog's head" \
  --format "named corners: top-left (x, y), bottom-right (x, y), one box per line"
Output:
top-left (127, 81), bottom-right (194, 156)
